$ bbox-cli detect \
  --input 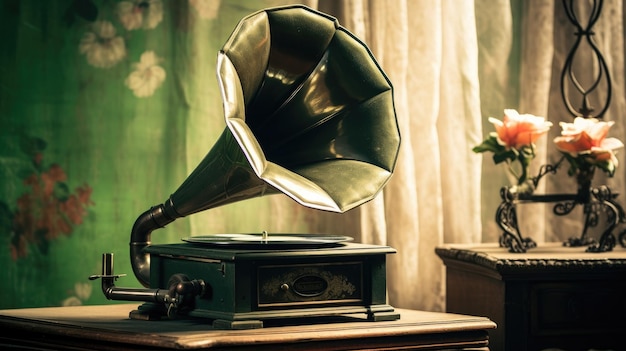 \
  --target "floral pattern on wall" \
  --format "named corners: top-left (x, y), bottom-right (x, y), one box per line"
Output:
top-left (0, 137), bottom-right (93, 260)
top-left (117, 0), bottom-right (163, 30)
top-left (62, 281), bottom-right (93, 306)
top-left (78, 0), bottom-right (166, 97)
top-left (126, 51), bottom-right (166, 97)
top-left (79, 20), bottom-right (127, 68)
